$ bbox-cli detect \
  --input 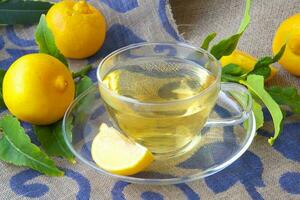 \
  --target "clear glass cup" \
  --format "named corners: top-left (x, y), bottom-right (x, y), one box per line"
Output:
top-left (97, 42), bottom-right (253, 160)
top-left (62, 84), bottom-right (256, 184)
